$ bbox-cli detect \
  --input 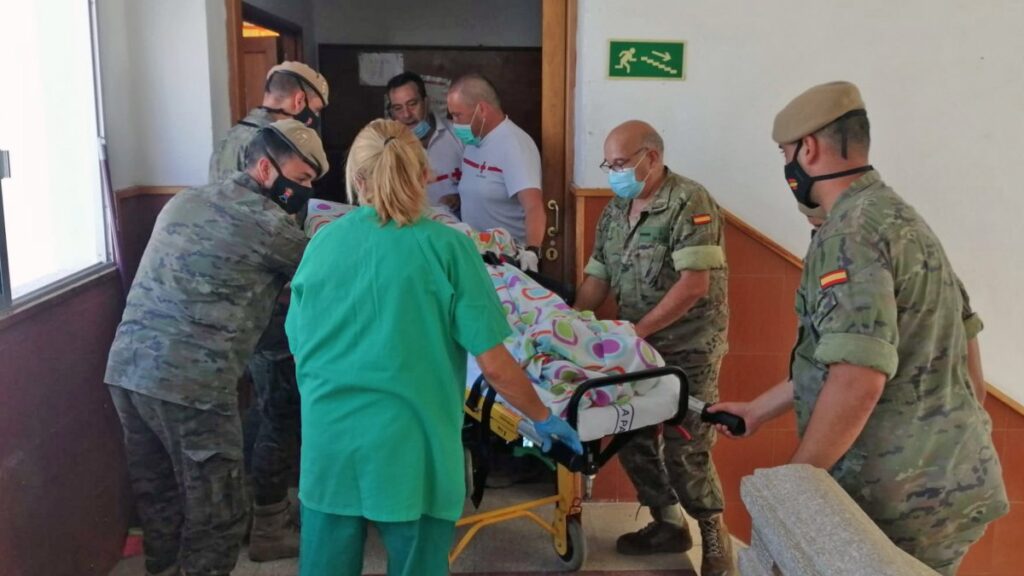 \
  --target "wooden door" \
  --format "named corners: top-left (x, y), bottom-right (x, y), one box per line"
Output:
top-left (242, 36), bottom-right (279, 113)
top-left (540, 0), bottom-right (571, 282)
top-left (279, 32), bottom-right (302, 62)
